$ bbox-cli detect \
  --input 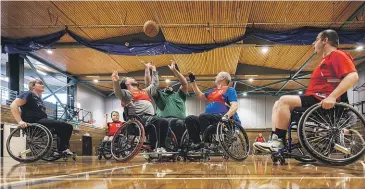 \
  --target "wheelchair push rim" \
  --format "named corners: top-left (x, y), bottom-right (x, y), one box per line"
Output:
top-left (217, 121), bottom-right (250, 161)
top-left (41, 133), bottom-right (62, 162)
top-left (111, 119), bottom-right (145, 162)
top-left (6, 123), bottom-right (52, 163)
top-left (298, 103), bottom-right (365, 166)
